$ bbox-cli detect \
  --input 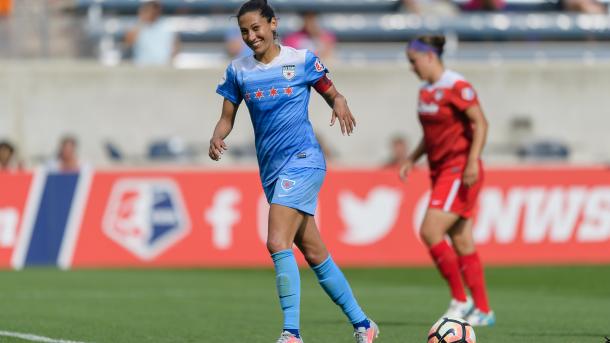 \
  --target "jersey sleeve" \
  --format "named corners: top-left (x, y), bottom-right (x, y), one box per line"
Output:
top-left (216, 62), bottom-right (243, 105)
top-left (450, 80), bottom-right (479, 111)
top-left (304, 50), bottom-right (329, 86)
